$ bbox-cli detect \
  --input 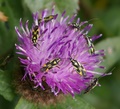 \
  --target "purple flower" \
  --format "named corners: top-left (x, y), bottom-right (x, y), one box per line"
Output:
top-left (15, 7), bottom-right (111, 97)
